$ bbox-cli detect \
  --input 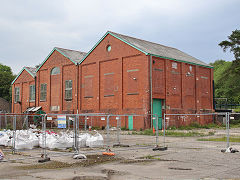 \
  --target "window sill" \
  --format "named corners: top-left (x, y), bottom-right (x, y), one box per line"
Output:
top-left (84, 96), bottom-right (93, 98)
top-left (65, 99), bottom-right (72, 101)
top-left (127, 93), bottom-right (139, 95)
top-left (104, 94), bottom-right (114, 97)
